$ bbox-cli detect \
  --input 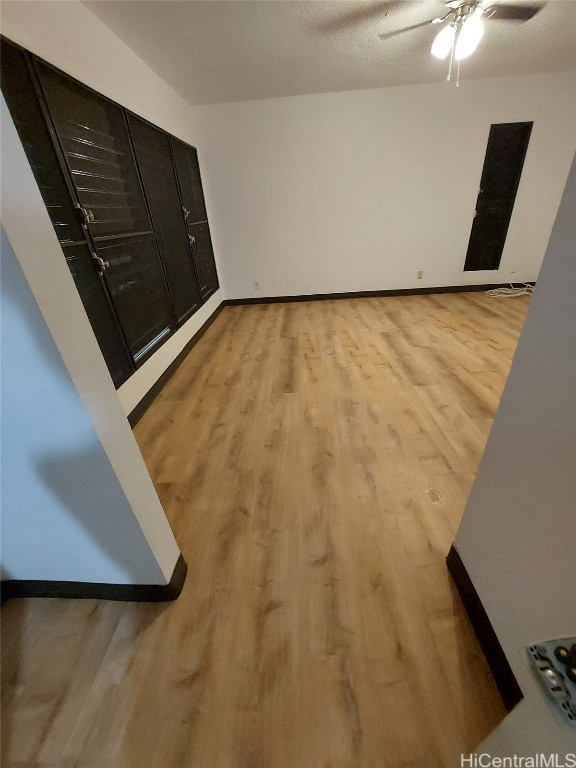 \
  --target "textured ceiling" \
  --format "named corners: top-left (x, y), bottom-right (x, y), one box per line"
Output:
top-left (84, 0), bottom-right (576, 104)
